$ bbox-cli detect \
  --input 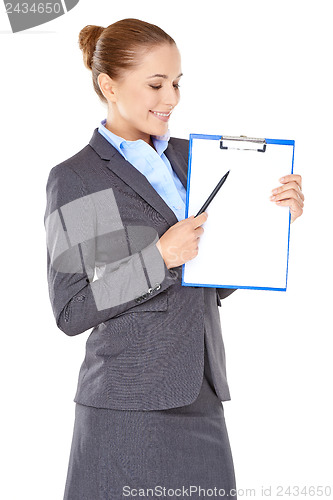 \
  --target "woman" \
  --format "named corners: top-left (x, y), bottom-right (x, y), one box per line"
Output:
top-left (44, 18), bottom-right (304, 500)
